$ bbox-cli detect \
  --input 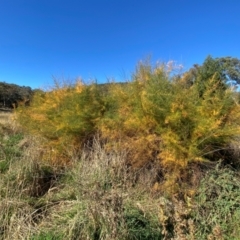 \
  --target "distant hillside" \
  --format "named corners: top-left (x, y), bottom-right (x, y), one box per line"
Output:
top-left (0, 82), bottom-right (33, 109)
